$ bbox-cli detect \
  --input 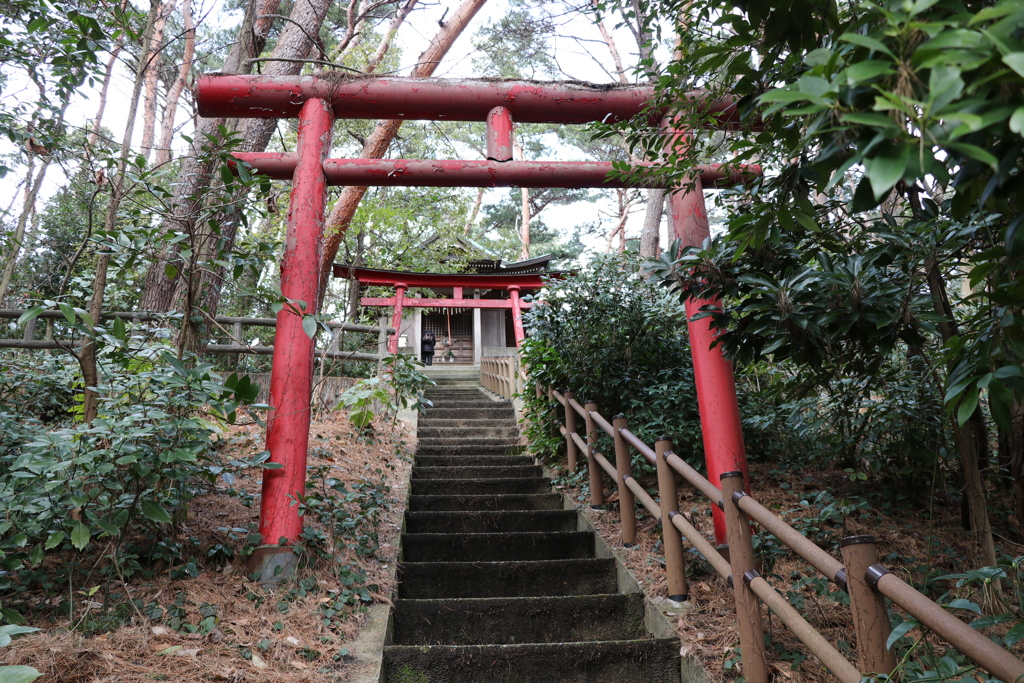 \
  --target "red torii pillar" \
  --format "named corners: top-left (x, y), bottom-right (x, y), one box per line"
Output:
top-left (389, 282), bottom-right (407, 354)
top-left (250, 98), bottom-right (333, 576)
